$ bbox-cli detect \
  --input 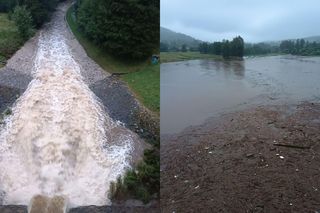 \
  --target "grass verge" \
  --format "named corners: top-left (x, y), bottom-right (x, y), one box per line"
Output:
top-left (0, 13), bottom-right (24, 68)
top-left (160, 51), bottom-right (222, 63)
top-left (66, 7), bottom-right (159, 113)
top-left (121, 64), bottom-right (160, 113)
